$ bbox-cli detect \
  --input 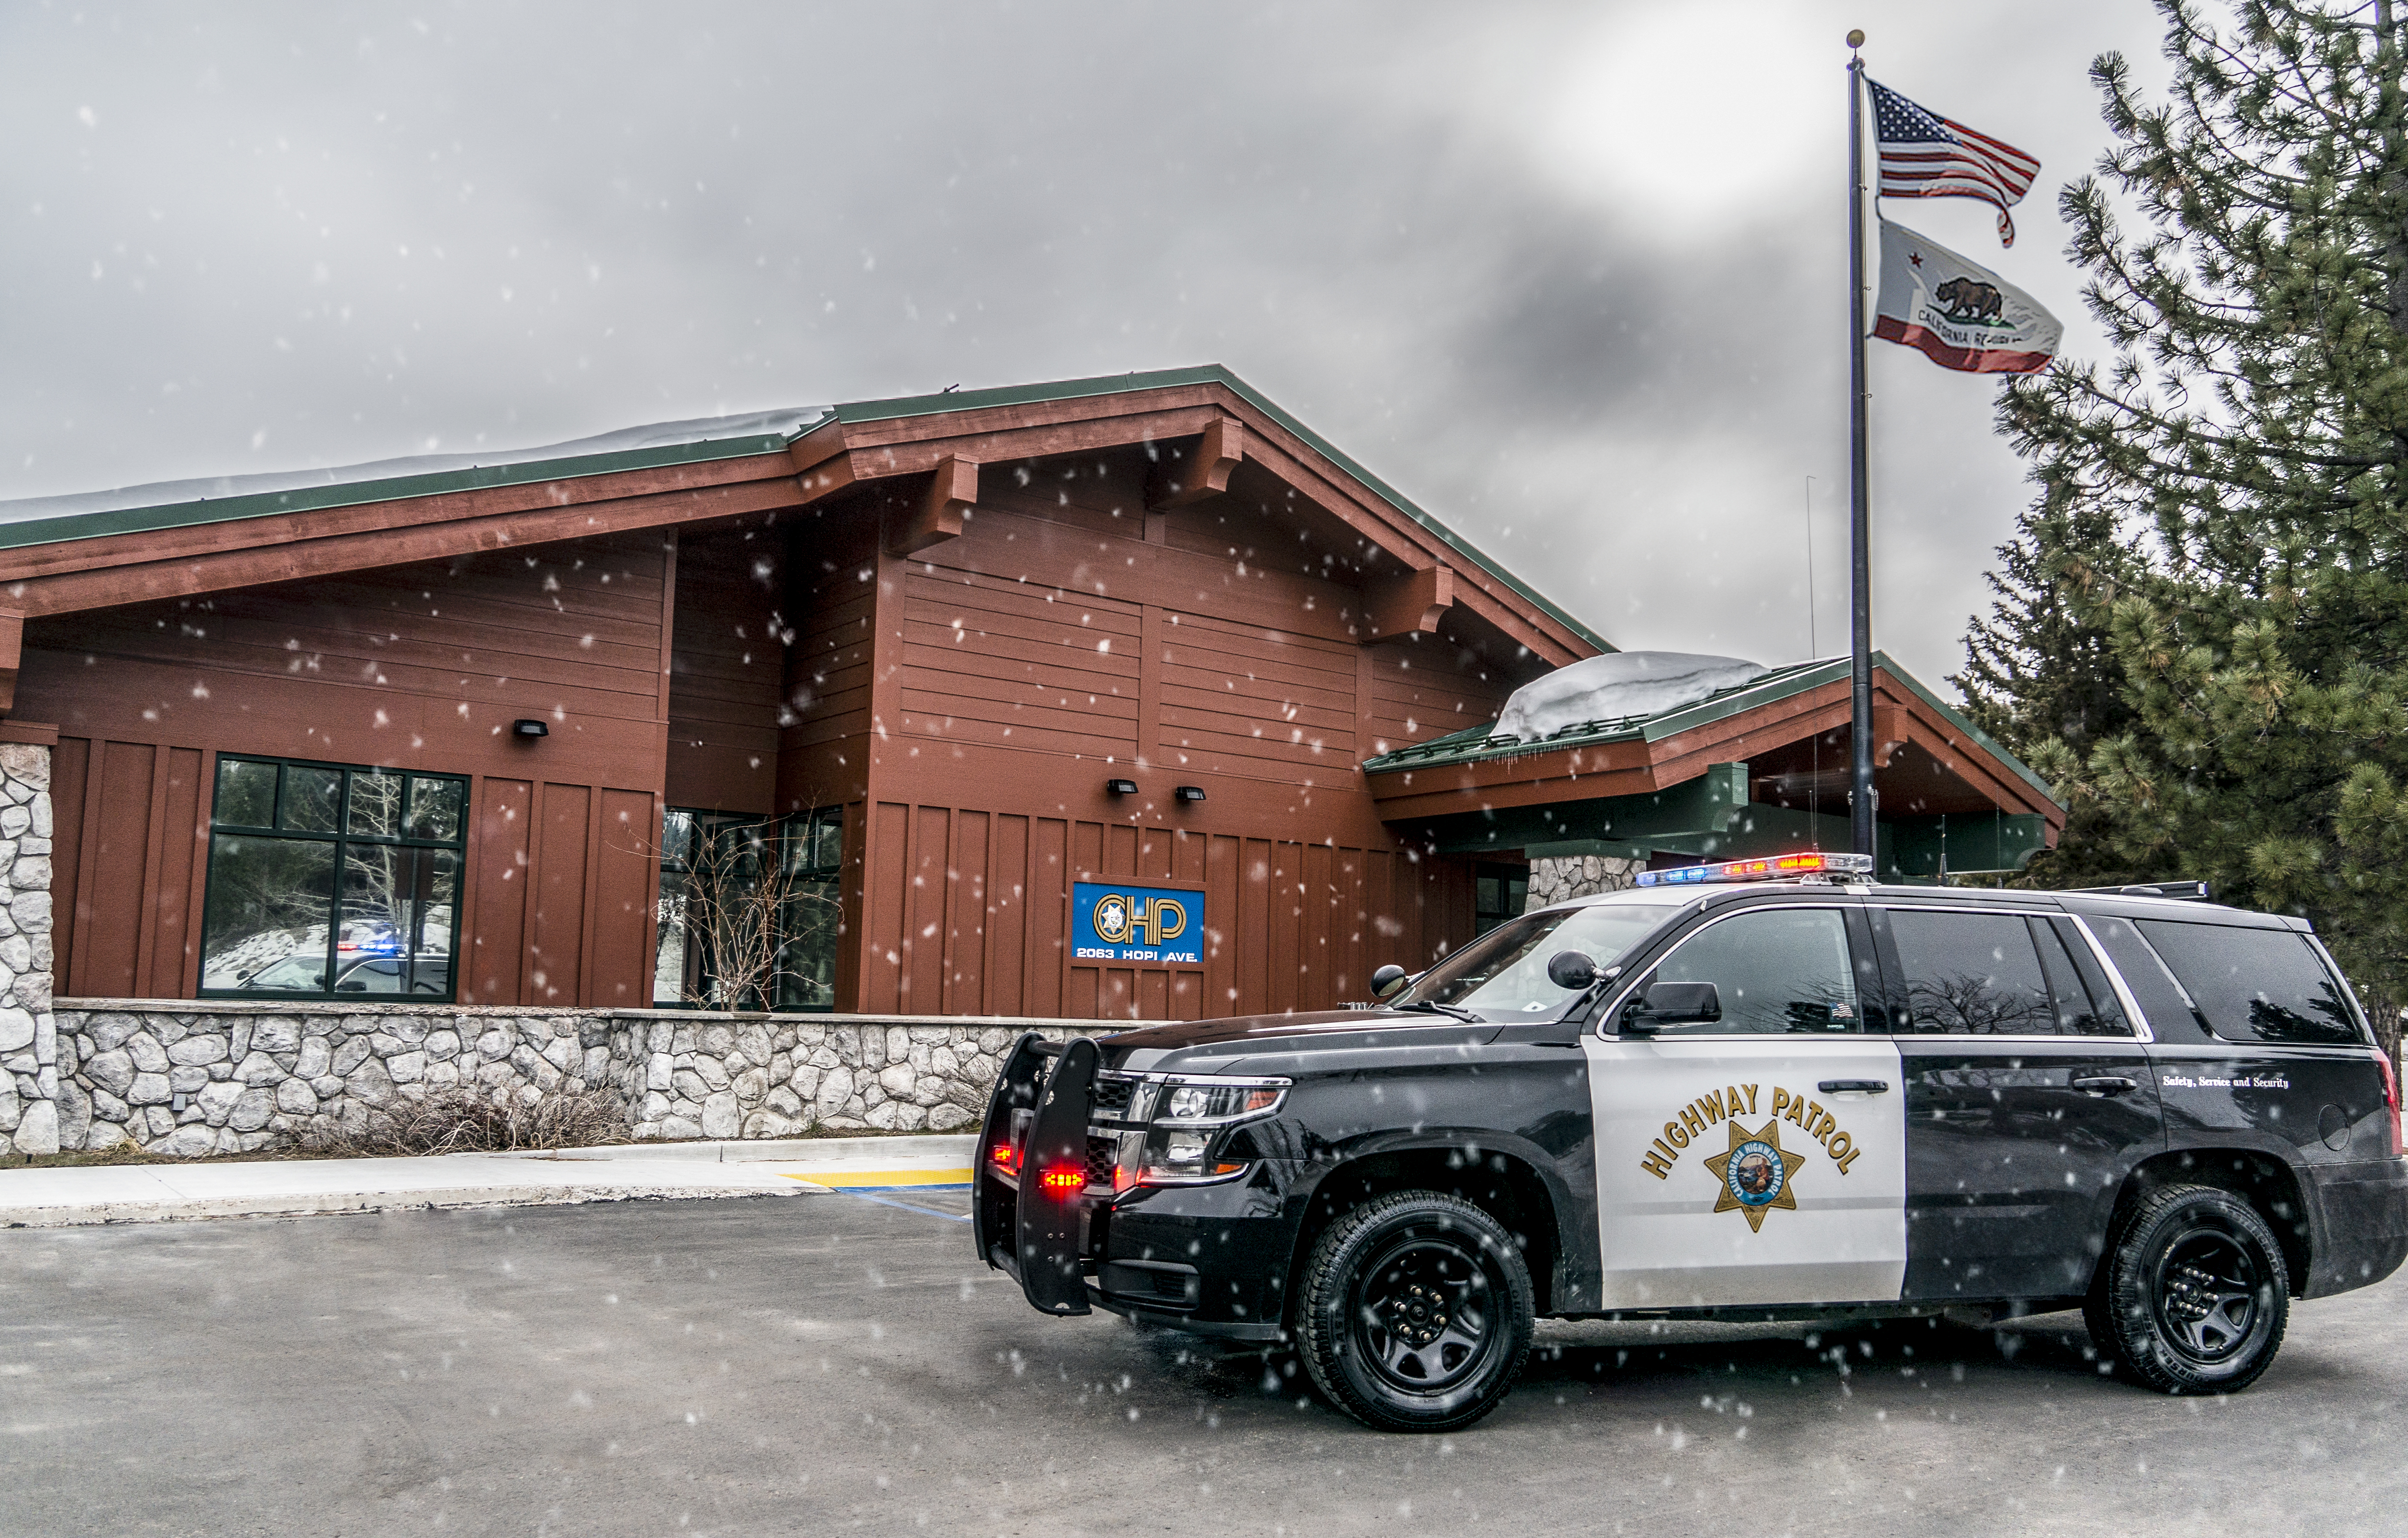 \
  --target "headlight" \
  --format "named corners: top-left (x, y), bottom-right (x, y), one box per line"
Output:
top-left (1162, 1083), bottom-right (1282, 1122)
top-left (1109, 1073), bottom-right (1289, 1190)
